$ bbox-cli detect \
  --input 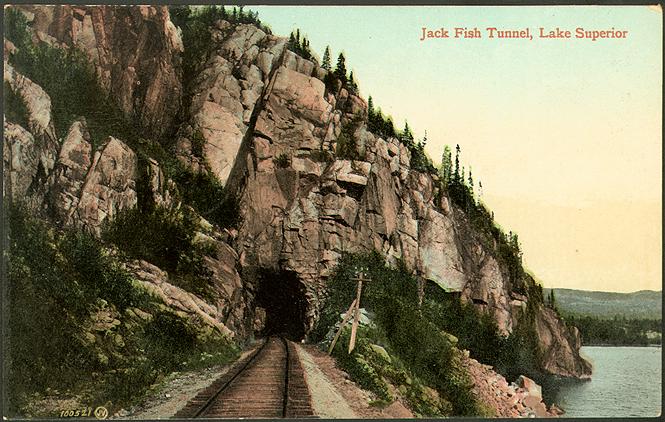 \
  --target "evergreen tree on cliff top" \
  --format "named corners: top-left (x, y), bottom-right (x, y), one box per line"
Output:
top-left (440, 145), bottom-right (452, 186)
top-left (322, 46), bottom-right (331, 71)
top-left (334, 52), bottom-right (347, 83)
